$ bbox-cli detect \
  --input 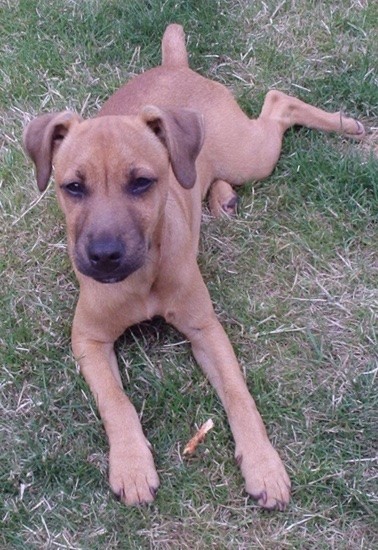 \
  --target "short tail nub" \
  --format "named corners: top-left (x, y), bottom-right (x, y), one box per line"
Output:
top-left (161, 24), bottom-right (189, 68)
